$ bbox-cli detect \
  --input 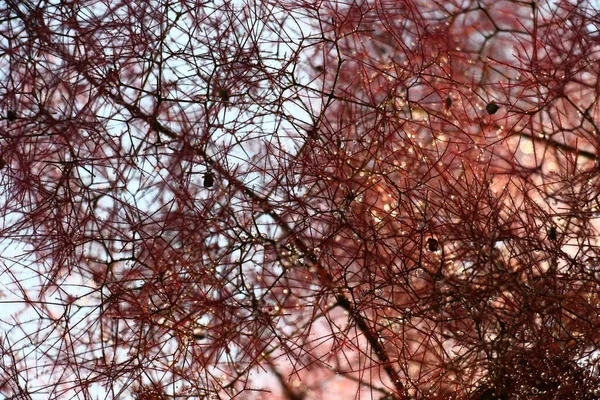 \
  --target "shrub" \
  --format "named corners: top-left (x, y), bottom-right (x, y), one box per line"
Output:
top-left (1, 0), bottom-right (600, 399)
